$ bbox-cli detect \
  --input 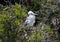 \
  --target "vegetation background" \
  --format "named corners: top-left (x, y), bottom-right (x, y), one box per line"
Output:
top-left (0, 0), bottom-right (60, 42)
